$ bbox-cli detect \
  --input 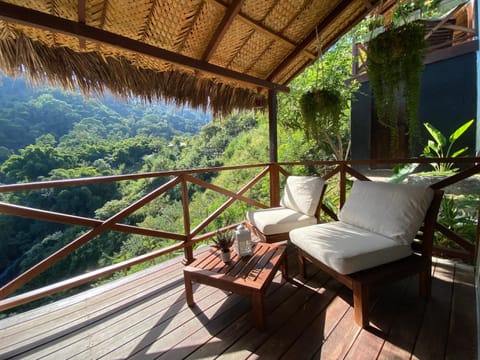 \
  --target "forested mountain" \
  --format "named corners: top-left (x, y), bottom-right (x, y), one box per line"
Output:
top-left (0, 76), bottom-right (210, 166)
top-left (0, 75), bottom-right (263, 310)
